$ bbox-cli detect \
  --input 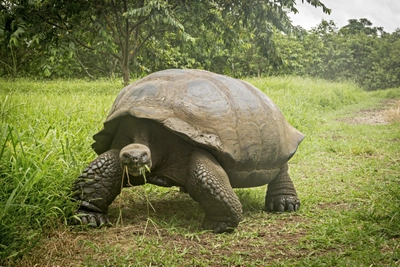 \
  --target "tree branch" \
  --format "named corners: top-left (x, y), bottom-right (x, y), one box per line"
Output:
top-left (73, 37), bottom-right (122, 61)
top-left (75, 51), bottom-right (95, 79)
top-left (128, 15), bottom-right (150, 34)
top-left (110, 0), bottom-right (126, 39)
top-left (128, 28), bottom-right (168, 61)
